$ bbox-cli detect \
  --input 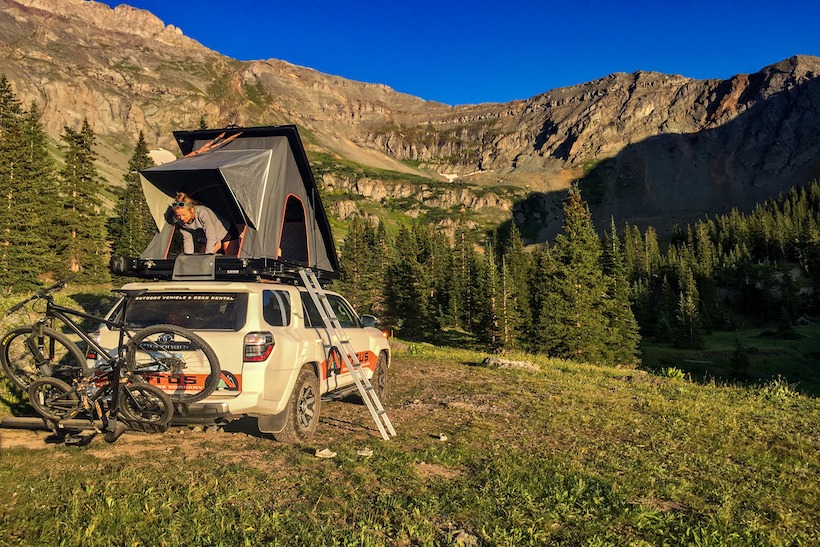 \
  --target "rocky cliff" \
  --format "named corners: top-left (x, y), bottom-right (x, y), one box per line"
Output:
top-left (1, 0), bottom-right (818, 240)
